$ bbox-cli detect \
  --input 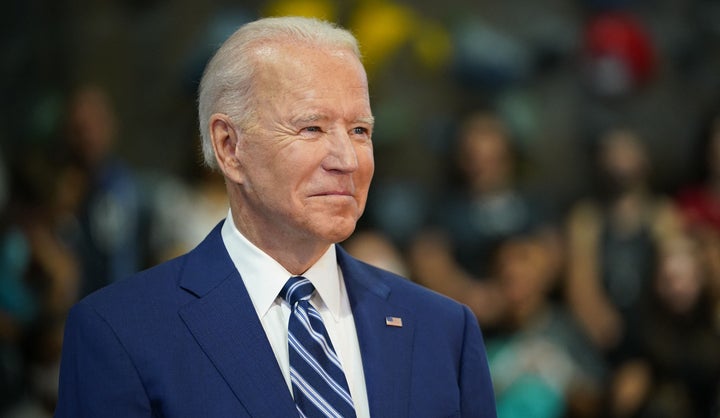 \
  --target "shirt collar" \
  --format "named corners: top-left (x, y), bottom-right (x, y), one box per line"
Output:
top-left (220, 210), bottom-right (343, 321)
